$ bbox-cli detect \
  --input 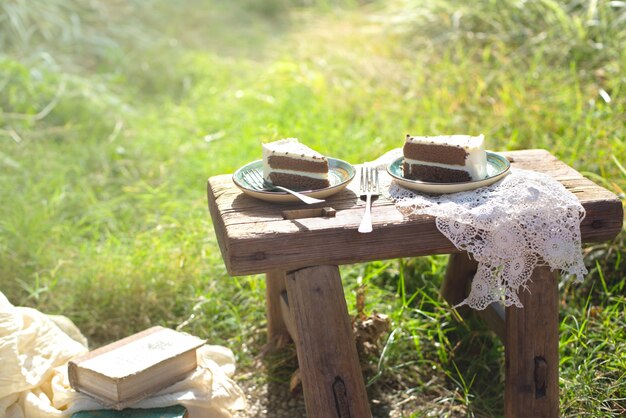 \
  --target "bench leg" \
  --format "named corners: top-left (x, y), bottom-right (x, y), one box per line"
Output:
top-left (265, 270), bottom-right (290, 348)
top-left (441, 252), bottom-right (477, 307)
top-left (442, 252), bottom-right (506, 341)
top-left (285, 265), bottom-right (372, 418)
top-left (505, 266), bottom-right (559, 418)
